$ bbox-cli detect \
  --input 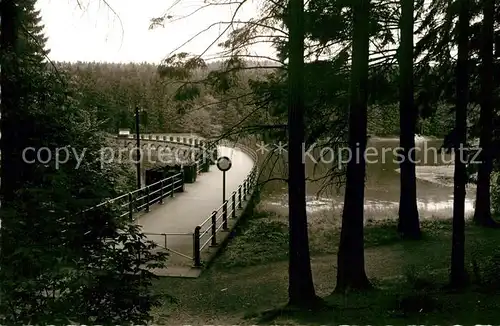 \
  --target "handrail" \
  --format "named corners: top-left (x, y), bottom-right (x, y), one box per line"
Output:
top-left (193, 140), bottom-right (259, 267)
top-left (88, 136), bottom-right (259, 268)
top-left (143, 231), bottom-right (193, 236)
top-left (83, 171), bottom-right (183, 217)
top-left (109, 134), bottom-right (206, 148)
top-left (199, 201), bottom-right (226, 229)
top-left (142, 232), bottom-right (194, 260)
